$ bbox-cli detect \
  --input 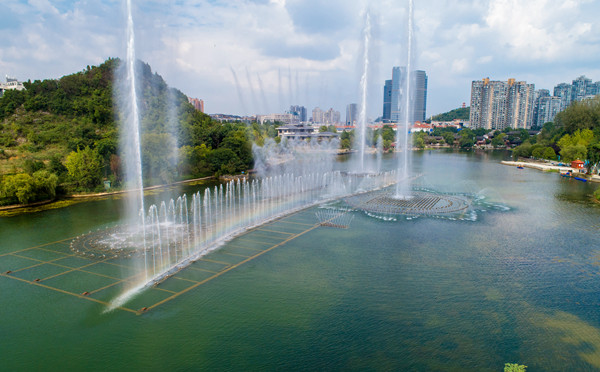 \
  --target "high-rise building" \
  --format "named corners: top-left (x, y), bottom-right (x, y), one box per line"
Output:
top-left (312, 107), bottom-right (340, 124)
top-left (551, 76), bottom-right (600, 113)
top-left (533, 89), bottom-right (549, 127)
top-left (312, 107), bottom-right (324, 123)
top-left (346, 103), bottom-right (357, 126)
top-left (506, 79), bottom-right (535, 129)
top-left (326, 108), bottom-right (340, 124)
top-left (385, 67), bottom-right (427, 124)
top-left (382, 79), bottom-right (392, 122)
top-left (390, 67), bottom-right (404, 123)
top-left (289, 105), bottom-right (307, 122)
top-left (590, 82), bottom-right (600, 96)
top-left (572, 75), bottom-right (592, 102)
top-left (553, 83), bottom-right (573, 111)
top-left (188, 97), bottom-right (204, 112)
top-left (469, 78), bottom-right (535, 130)
top-left (536, 96), bottom-right (561, 126)
top-left (413, 70), bottom-right (428, 122)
